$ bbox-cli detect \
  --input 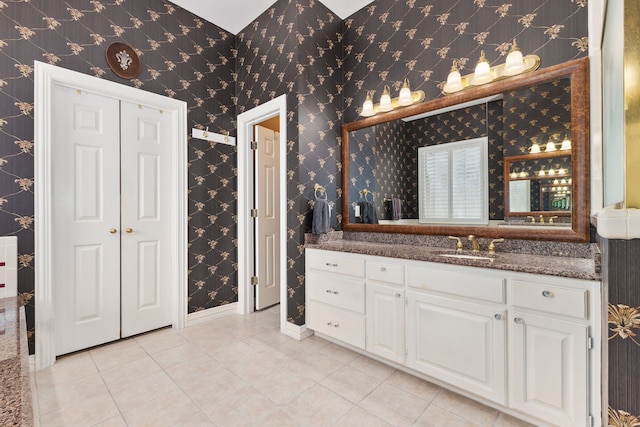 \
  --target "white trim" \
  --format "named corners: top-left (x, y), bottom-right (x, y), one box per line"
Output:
top-left (237, 95), bottom-right (288, 334)
top-left (34, 62), bottom-right (188, 370)
top-left (285, 321), bottom-right (313, 341)
top-left (187, 302), bottom-right (239, 327)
